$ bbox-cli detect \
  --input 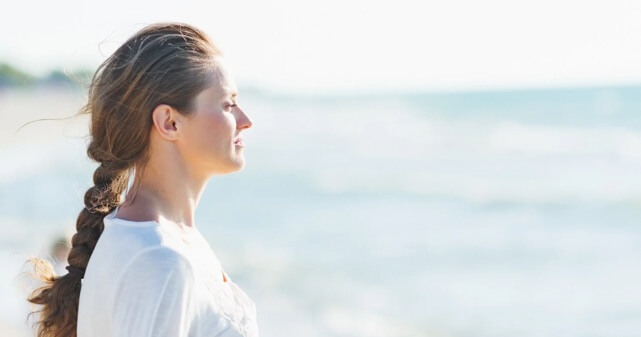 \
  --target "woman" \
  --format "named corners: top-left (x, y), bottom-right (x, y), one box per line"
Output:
top-left (26, 22), bottom-right (258, 337)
